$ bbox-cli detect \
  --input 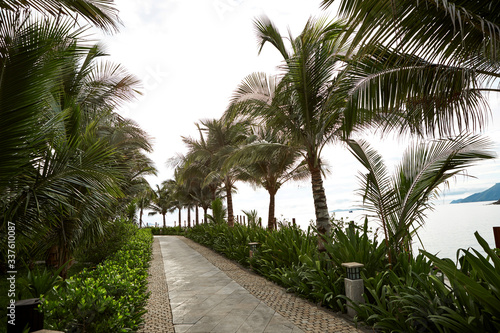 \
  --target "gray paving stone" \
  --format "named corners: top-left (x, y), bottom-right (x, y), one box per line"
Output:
top-left (140, 236), bottom-right (369, 333)
top-left (160, 236), bottom-right (303, 333)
